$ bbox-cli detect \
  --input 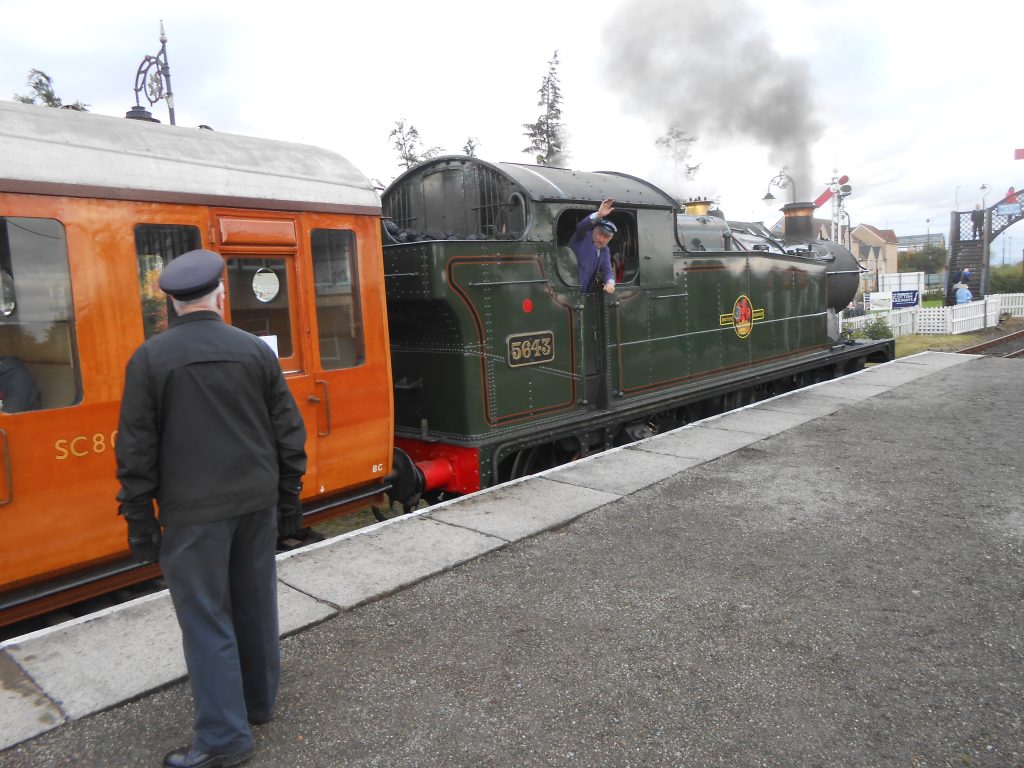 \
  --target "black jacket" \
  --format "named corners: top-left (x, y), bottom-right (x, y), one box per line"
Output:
top-left (0, 356), bottom-right (42, 413)
top-left (115, 311), bottom-right (307, 526)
